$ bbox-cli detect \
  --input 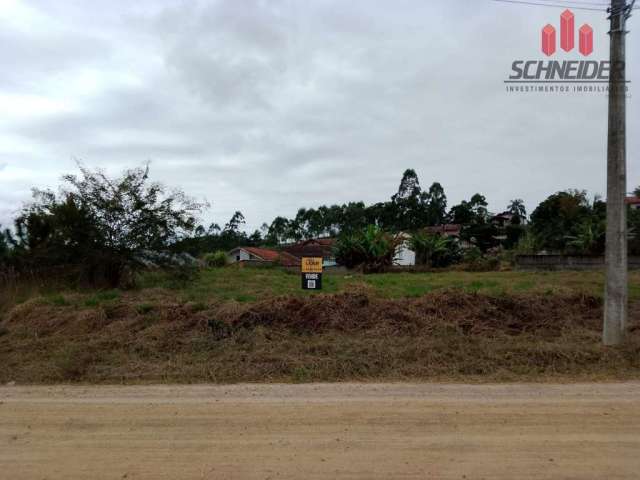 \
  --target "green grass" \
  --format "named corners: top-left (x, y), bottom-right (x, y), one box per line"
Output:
top-left (135, 267), bottom-right (640, 304)
top-left (83, 289), bottom-right (121, 307)
top-left (136, 303), bottom-right (155, 314)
